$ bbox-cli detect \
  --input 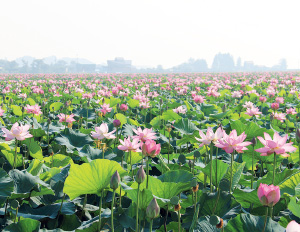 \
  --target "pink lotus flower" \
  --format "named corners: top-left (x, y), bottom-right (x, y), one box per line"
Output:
top-left (133, 127), bottom-right (157, 142)
top-left (120, 104), bottom-right (128, 111)
top-left (99, 103), bottom-right (112, 116)
top-left (18, 93), bottom-right (27, 99)
top-left (259, 96), bottom-right (267, 103)
top-left (195, 127), bottom-right (223, 147)
top-left (2, 122), bottom-right (33, 141)
top-left (91, 123), bottom-right (116, 140)
top-left (0, 107), bottom-right (4, 116)
top-left (257, 183), bottom-right (280, 207)
top-left (118, 136), bottom-right (141, 152)
top-left (54, 92), bottom-right (62, 97)
top-left (173, 106), bottom-right (186, 114)
top-left (231, 91), bottom-right (242, 98)
top-left (215, 130), bottom-right (252, 153)
top-left (193, 95), bottom-right (205, 104)
top-left (255, 132), bottom-right (296, 157)
top-left (142, 139), bottom-right (161, 157)
top-left (245, 107), bottom-right (262, 118)
top-left (271, 103), bottom-right (279, 110)
top-left (243, 101), bottom-right (254, 109)
top-left (57, 113), bottom-right (76, 123)
top-left (272, 112), bottom-right (286, 122)
top-left (286, 107), bottom-right (297, 115)
top-left (275, 97), bottom-right (284, 104)
top-left (286, 221), bottom-right (300, 232)
top-left (25, 104), bottom-right (42, 115)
